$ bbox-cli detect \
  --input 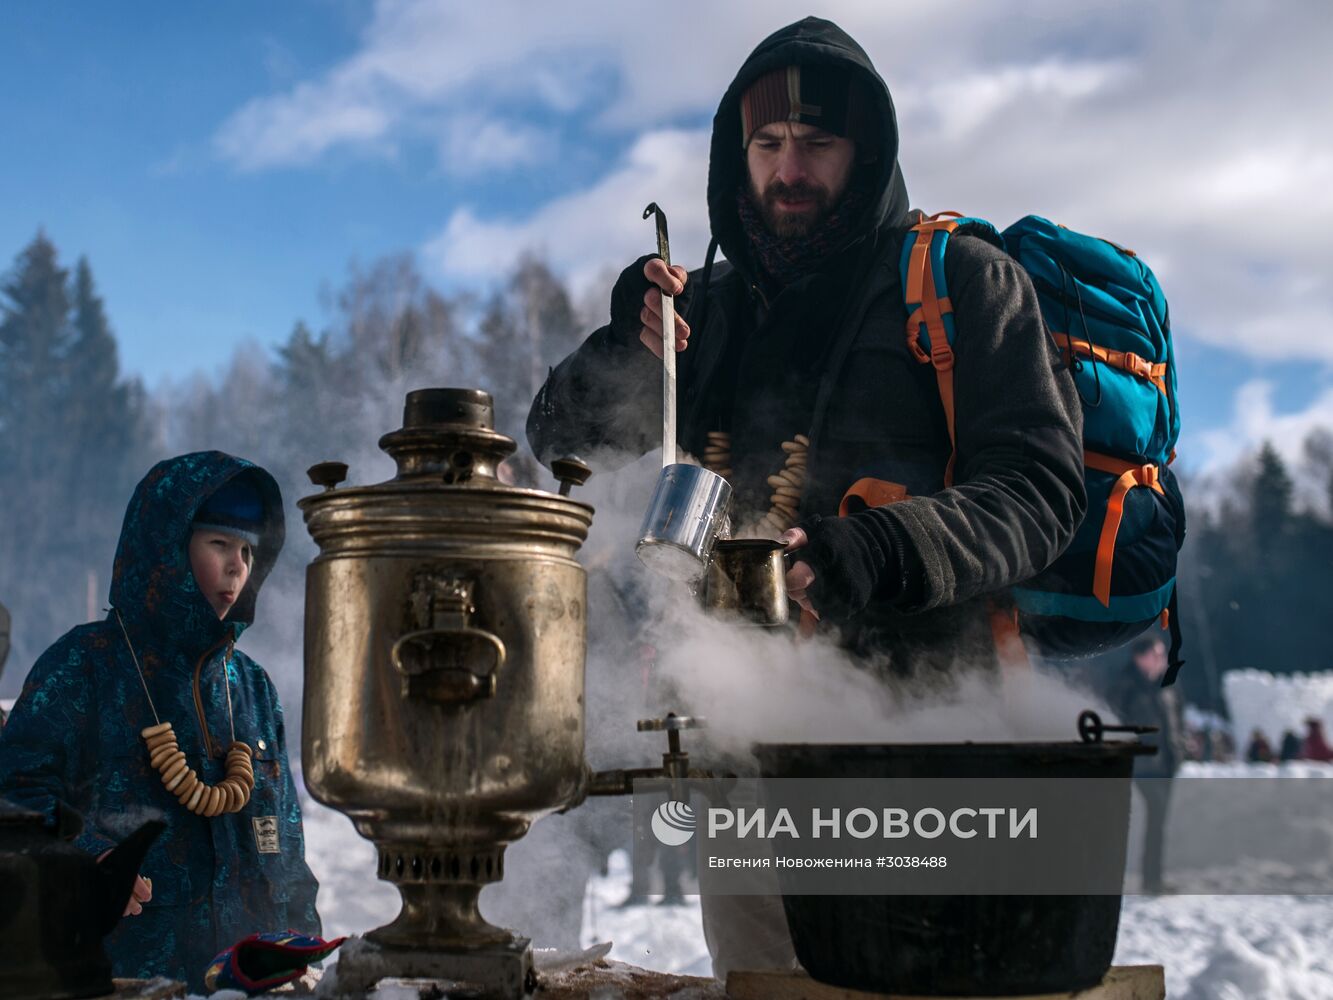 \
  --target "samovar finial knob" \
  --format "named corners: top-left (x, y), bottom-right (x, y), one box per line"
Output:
top-left (550, 456), bottom-right (591, 497)
top-left (307, 462), bottom-right (349, 491)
